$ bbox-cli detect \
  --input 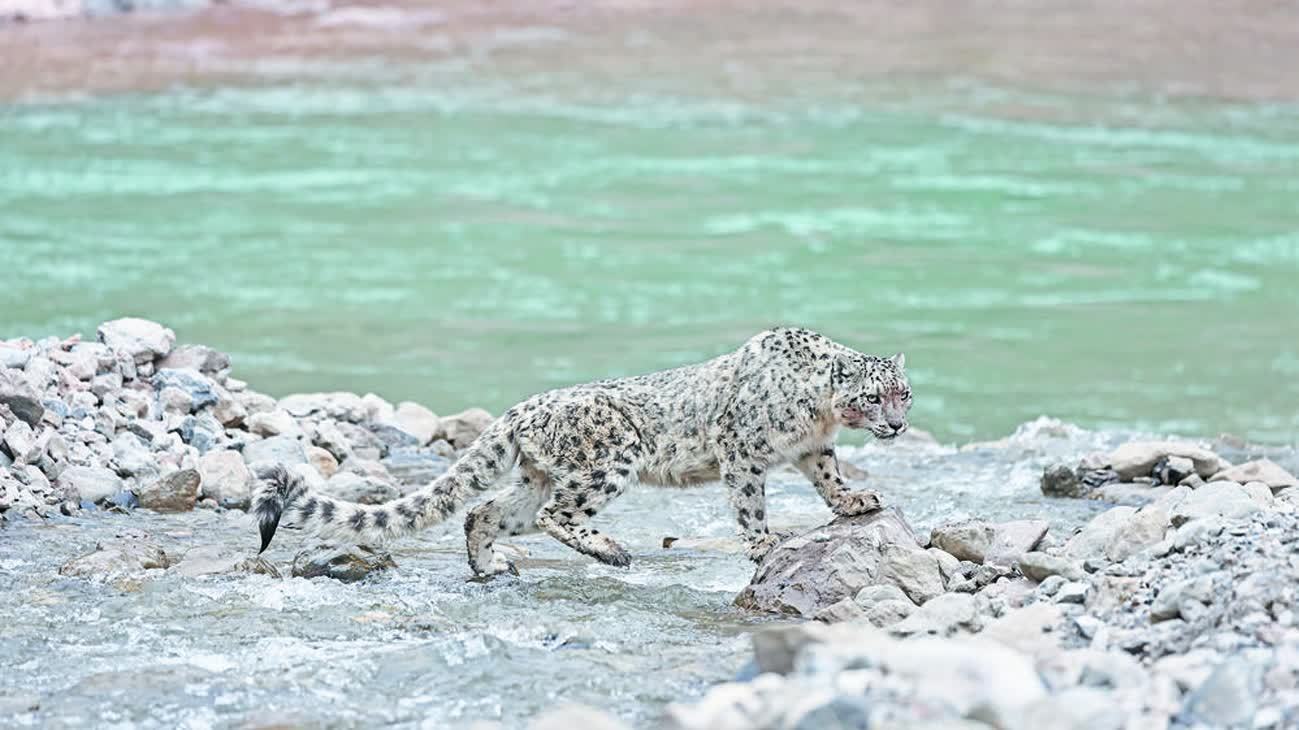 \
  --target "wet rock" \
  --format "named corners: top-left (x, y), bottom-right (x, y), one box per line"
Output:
top-left (198, 449), bottom-right (251, 508)
top-left (242, 435), bottom-right (307, 467)
top-left (1153, 455), bottom-right (1196, 486)
top-left (0, 370), bottom-right (45, 427)
top-left (381, 447), bottom-right (450, 485)
top-left (1042, 463), bottom-right (1089, 498)
top-left (157, 344), bottom-right (230, 375)
top-left (291, 543), bottom-right (396, 582)
top-left (58, 465), bottom-right (124, 503)
top-left (1018, 551), bottom-right (1084, 582)
top-left (97, 318), bottom-right (175, 363)
top-left (931, 518), bottom-right (1048, 566)
top-left (279, 391), bottom-right (367, 422)
top-left (59, 537), bottom-right (174, 577)
top-left (152, 368), bottom-right (219, 411)
top-left (1106, 440), bottom-right (1230, 481)
top-left (136, 469), bottom-right (200, 513)
top-left (320, 472), bottom-right (400, 504)
top-left (171, 546), bottom-right (280, 578)
top-left (735, 508), bottom-right (938, 617)
top-left (440, 407), bottom-right (494, 448)
top-left (1209, 458), bottom-right (1298, 493)
top-left (247, 409), bottom-right (302, 438)
top-left (393, 401), bottom-right (441, 445)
